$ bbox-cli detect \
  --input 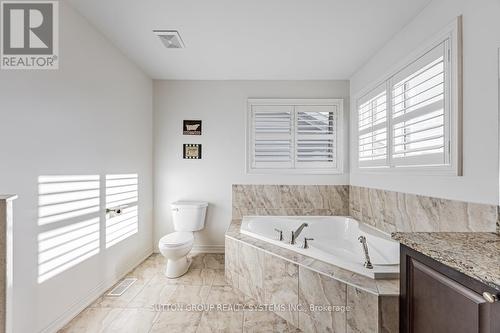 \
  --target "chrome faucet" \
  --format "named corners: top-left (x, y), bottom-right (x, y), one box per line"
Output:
top-left (358, 236), bottom-right (373, 269)
top-left (274, 228), bottom-right (284, 241)
top-left (301, 237), bottom-right (314, 249)
top-left (290, 223), bottom-right (308, 245)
